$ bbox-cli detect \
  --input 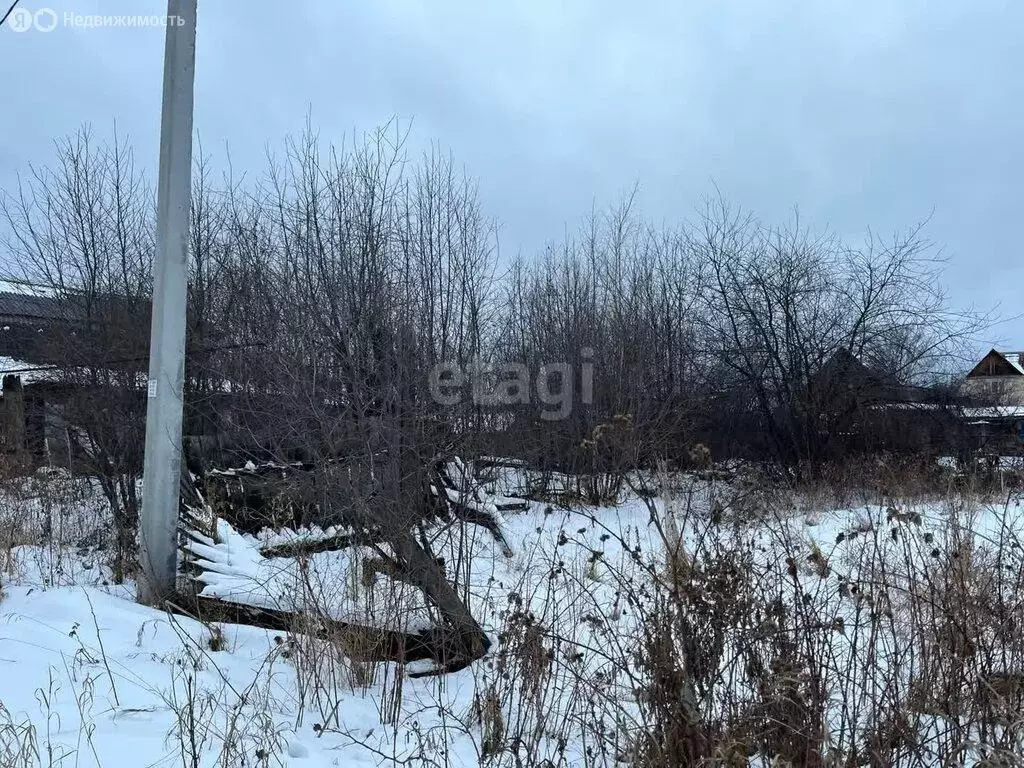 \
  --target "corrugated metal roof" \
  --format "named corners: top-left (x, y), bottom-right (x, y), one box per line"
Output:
top-left (0, 292), bottom-right (66, 321)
